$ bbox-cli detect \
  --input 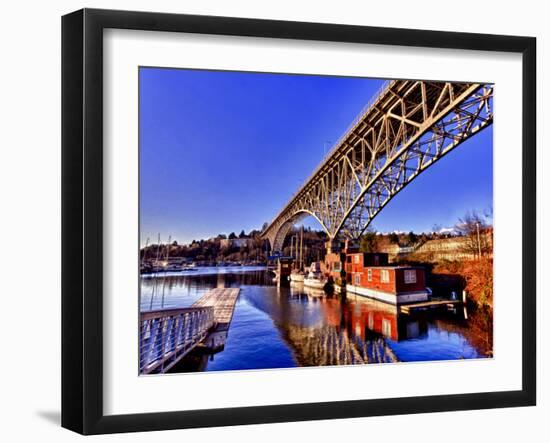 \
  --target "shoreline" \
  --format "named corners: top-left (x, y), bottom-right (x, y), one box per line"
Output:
top-left (140, 265), bottom-right (267, 278)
